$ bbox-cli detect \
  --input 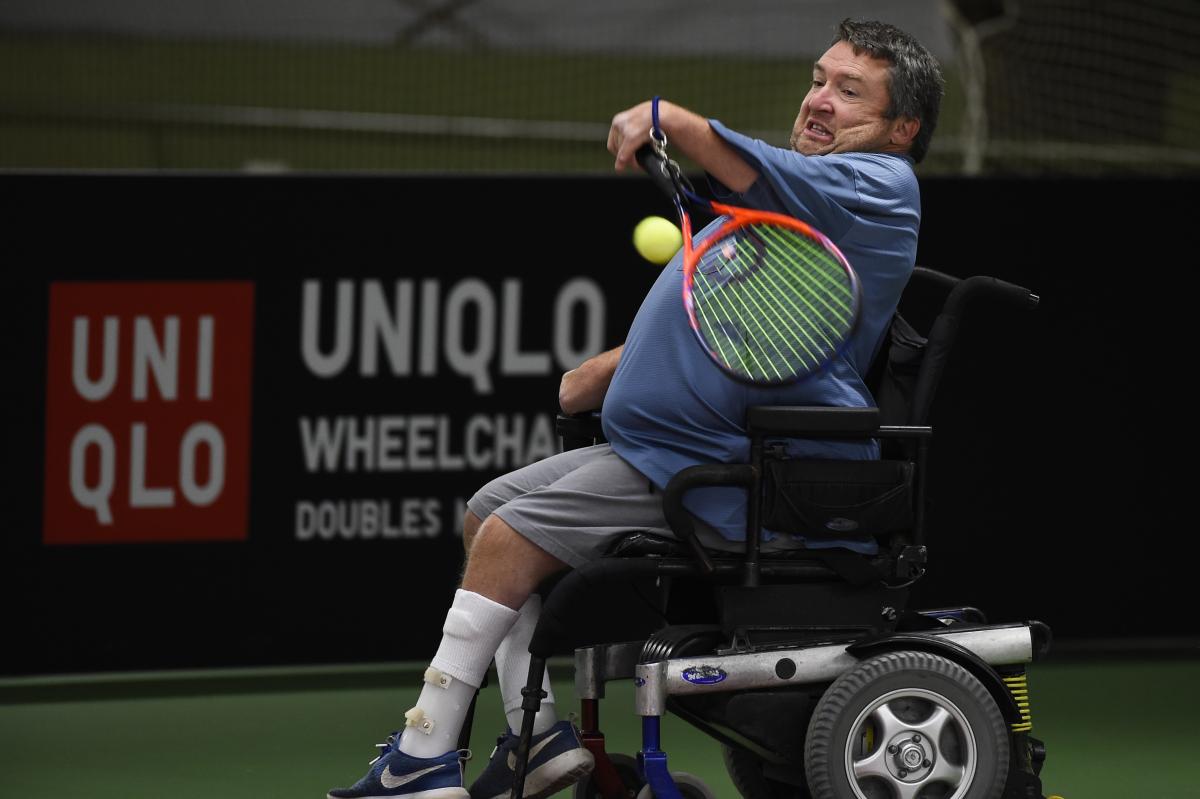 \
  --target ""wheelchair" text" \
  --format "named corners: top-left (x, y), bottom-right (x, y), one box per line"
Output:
top-left (298, 412), bottom-right (558, 472)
